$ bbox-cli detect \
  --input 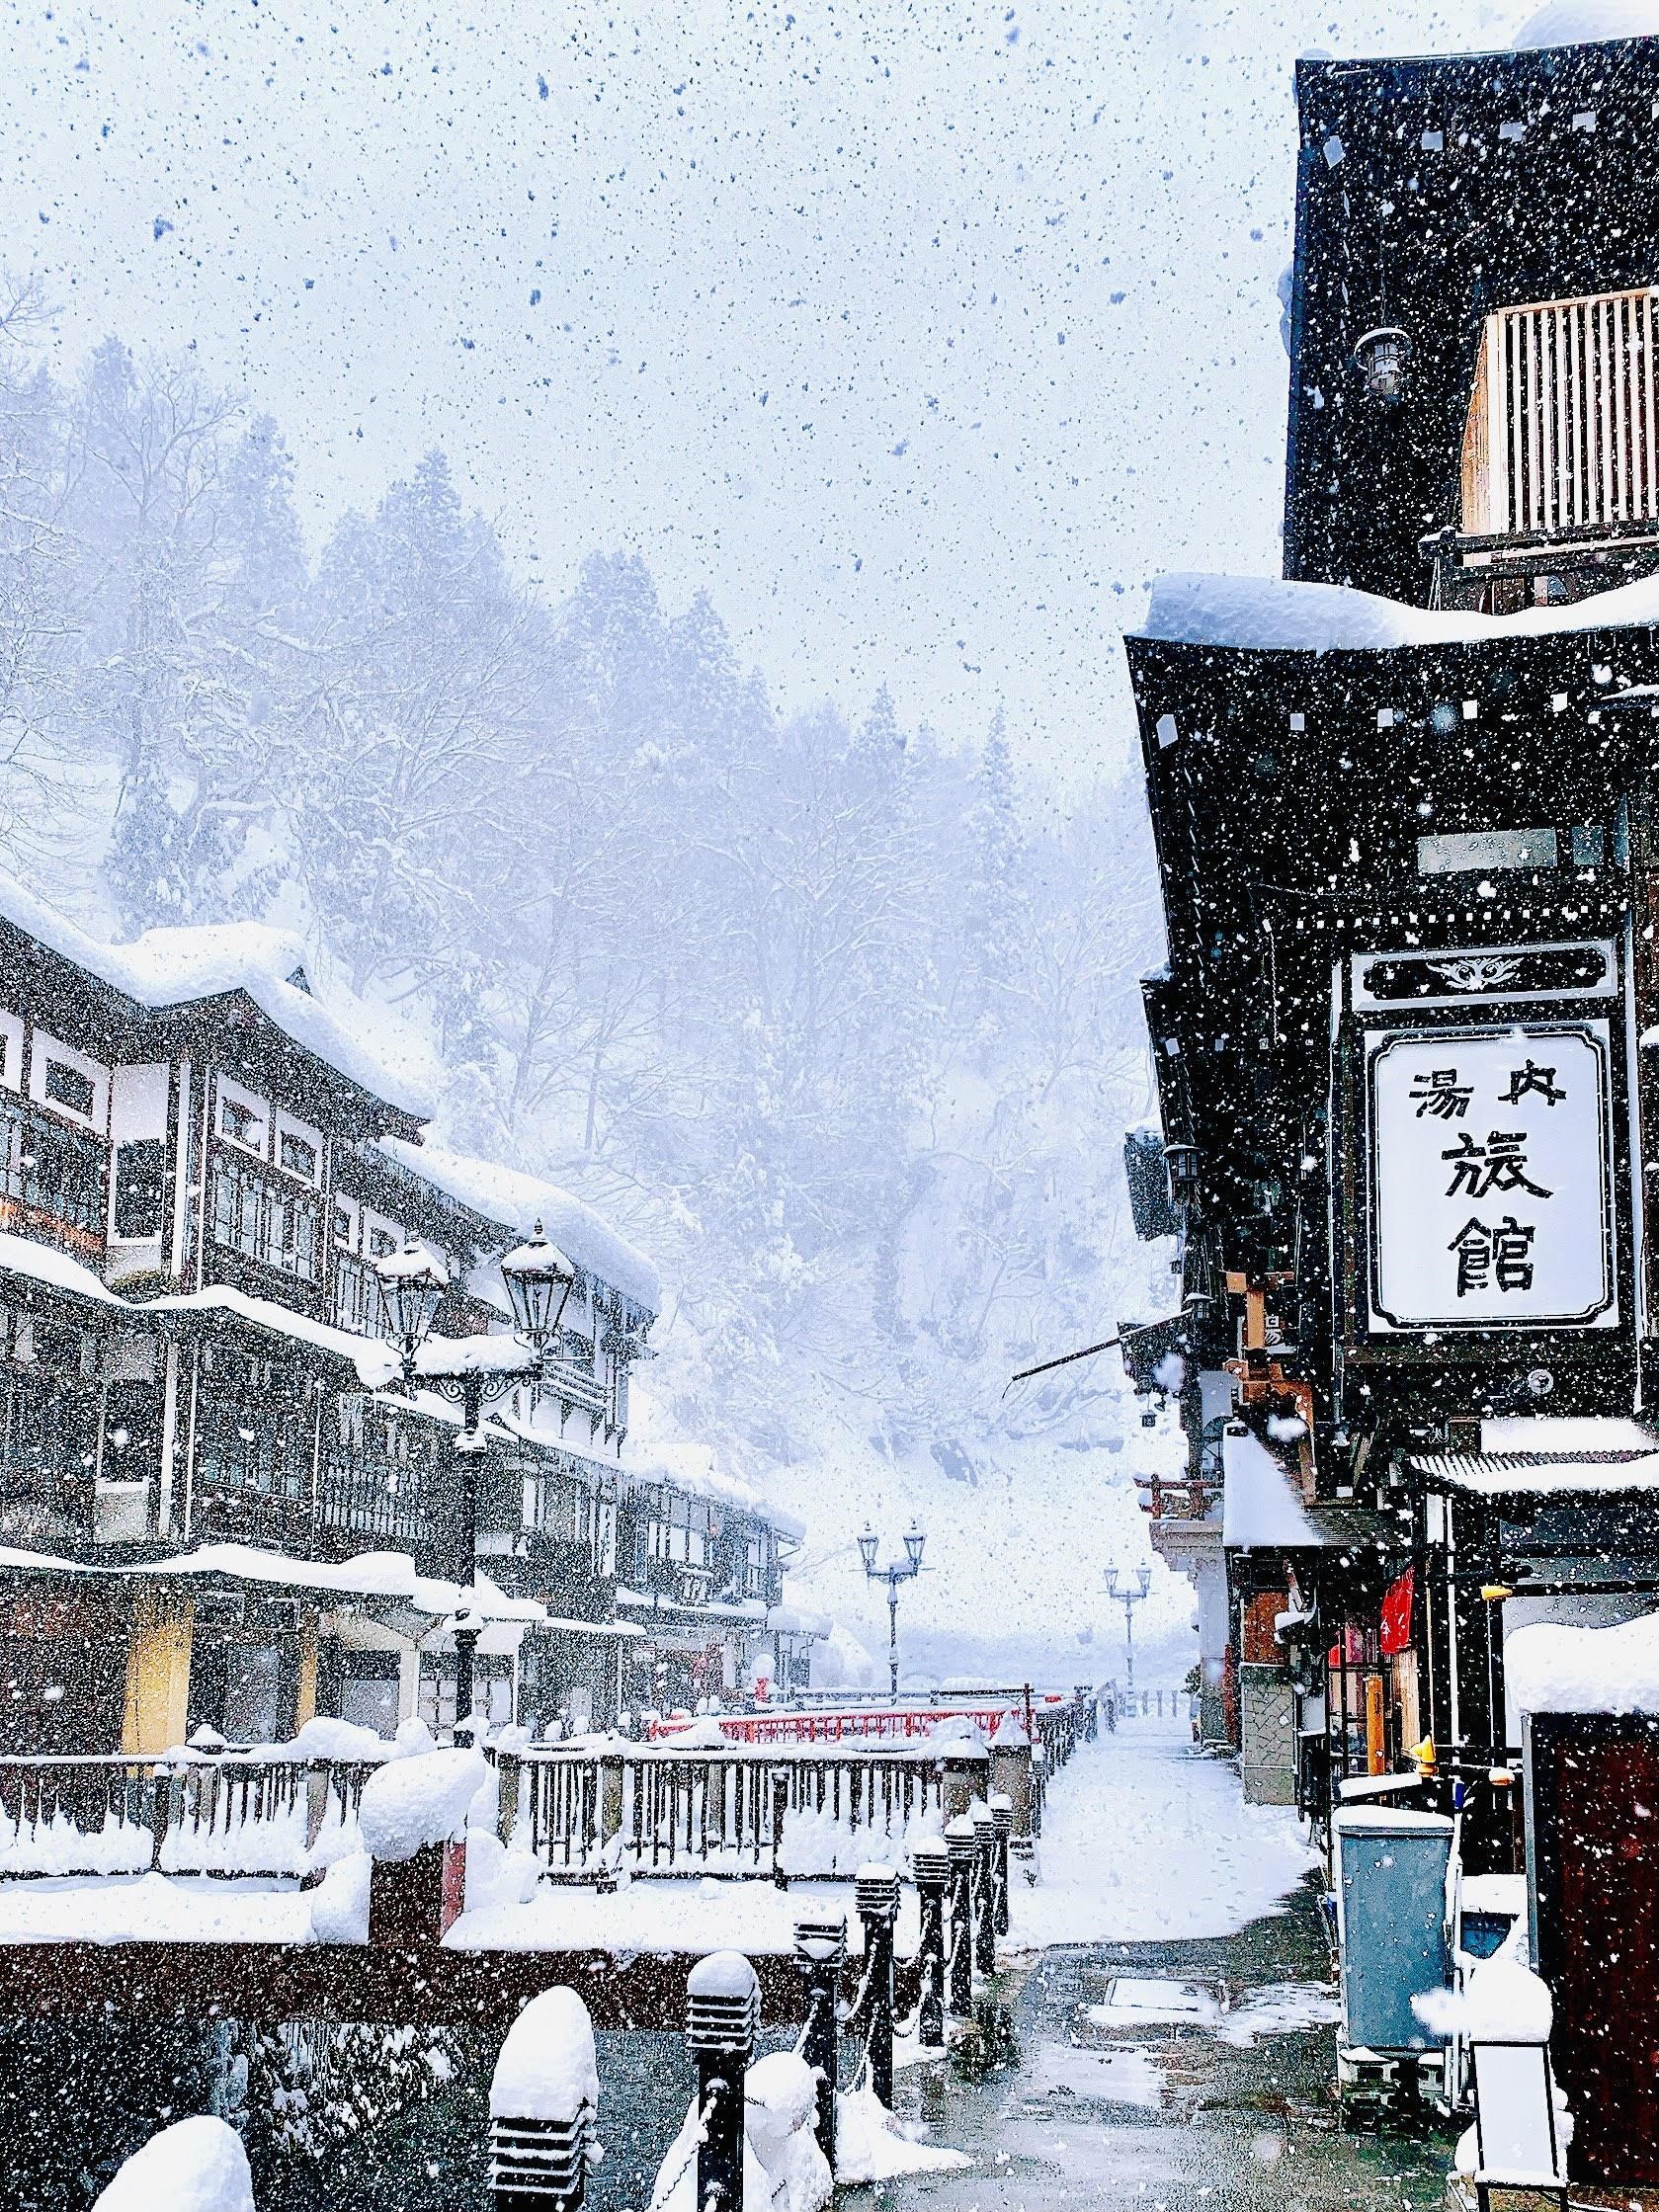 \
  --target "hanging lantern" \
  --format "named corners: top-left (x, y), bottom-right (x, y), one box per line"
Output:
top-left (500, 1219), bottom-right (577, 1354)
top-left (373, 1238), bottom-right (449, 1360)
top-left (1353, 325), bottom-right (1412, 404)
top-left (1164, 1141), bottom-right (1202, 1206)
